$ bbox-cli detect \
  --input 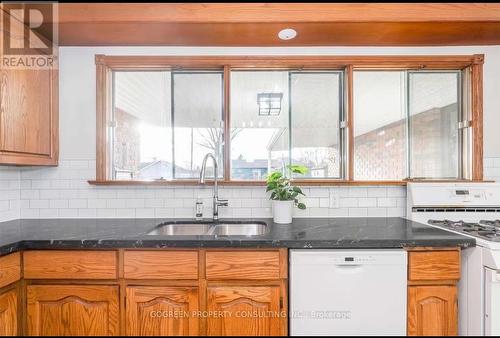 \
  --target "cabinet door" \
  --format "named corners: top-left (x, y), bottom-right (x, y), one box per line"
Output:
top-left (0, 289), bottom-right (18, 336)
top-left (27, 285), bottom-right (119, 336)
top-left (0, 64), bottom-right (58, 165)
top-left (408, 285), bottom-right (457, 336)
top-left (126, 286), bottom-right (199, 336)
top-left (207, 286), bottom-right (282, 336)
